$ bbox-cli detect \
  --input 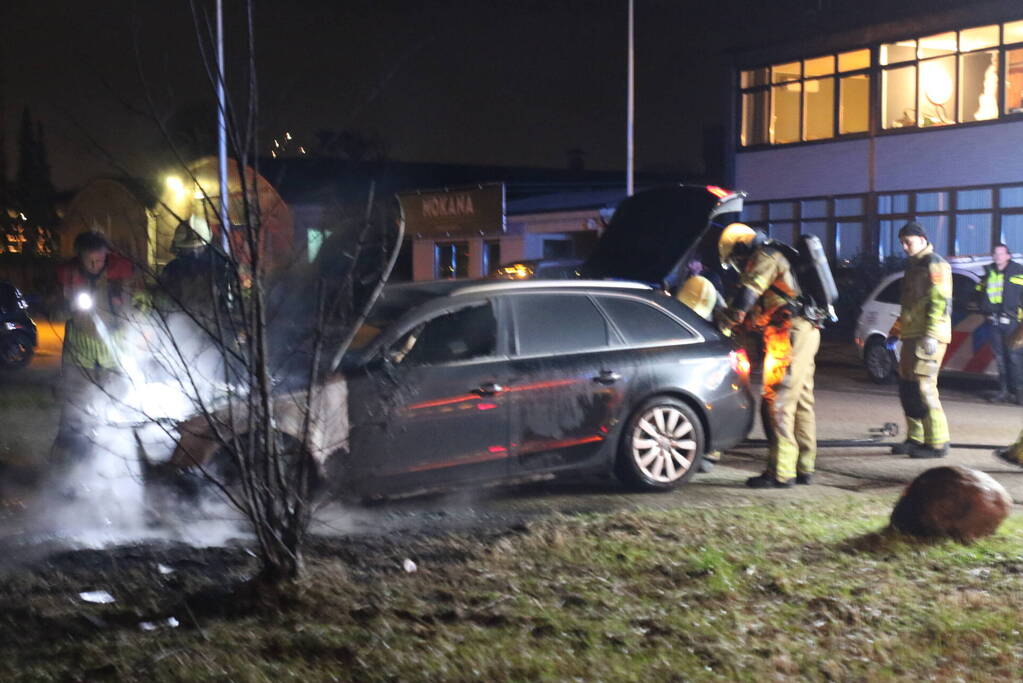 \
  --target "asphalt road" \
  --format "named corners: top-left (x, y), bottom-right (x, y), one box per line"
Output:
top-left (2, 329), bottom-right (1021, 545)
